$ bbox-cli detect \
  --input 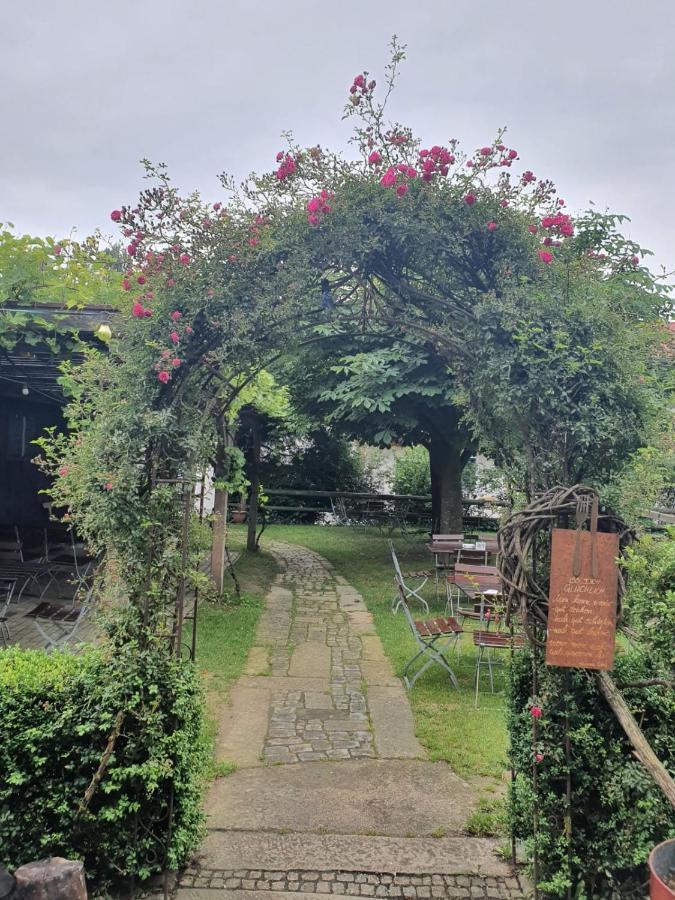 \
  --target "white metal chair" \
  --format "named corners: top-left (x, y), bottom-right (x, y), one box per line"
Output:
top-left (388, 540), bottom-right (431, 613)
top-left (398, 597), bottom-right (462, 689)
